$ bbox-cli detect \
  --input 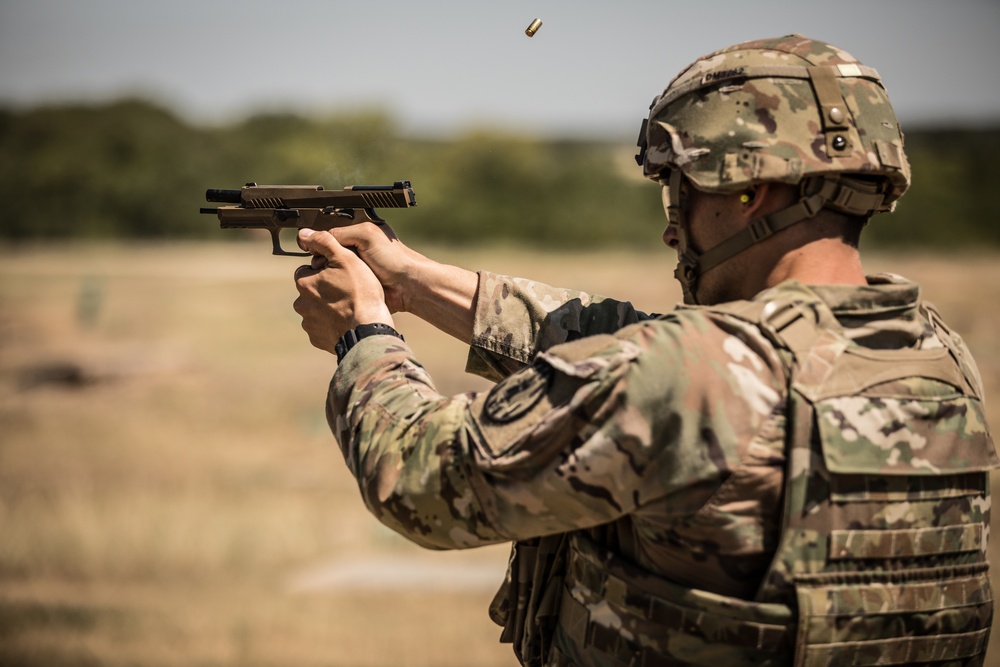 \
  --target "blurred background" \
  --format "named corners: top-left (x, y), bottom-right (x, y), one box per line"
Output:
top-left (1, 1), bottom-right (999, 665)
